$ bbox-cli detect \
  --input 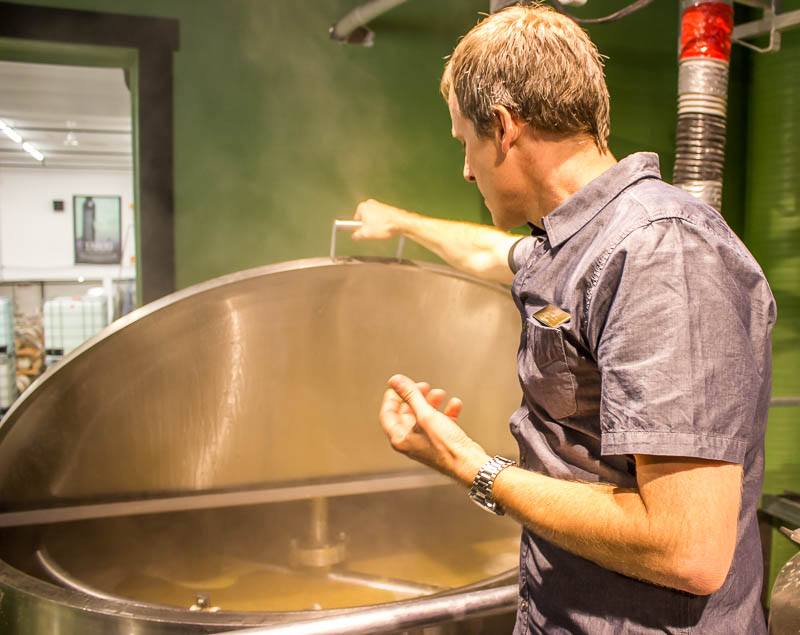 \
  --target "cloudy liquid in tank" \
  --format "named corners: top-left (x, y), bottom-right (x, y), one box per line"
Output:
top-left (5, 484), bottom-right (520, 612)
